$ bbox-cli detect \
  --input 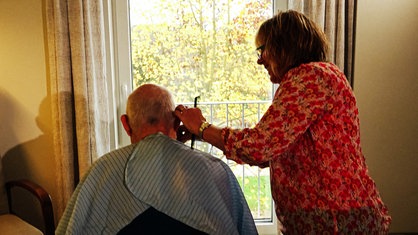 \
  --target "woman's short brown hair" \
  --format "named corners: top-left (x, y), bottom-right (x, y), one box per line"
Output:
top-left (256, 10), bottom-right (329, 78)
